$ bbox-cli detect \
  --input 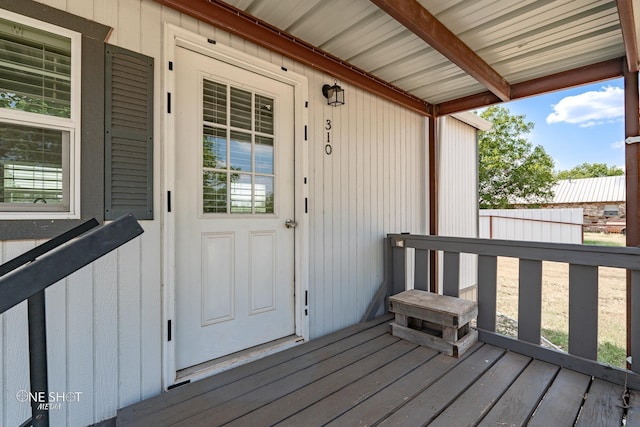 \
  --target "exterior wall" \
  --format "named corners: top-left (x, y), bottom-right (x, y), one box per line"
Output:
top-left (437, 115), bottom-right (478, 293)
top-left (542, 202), bottom-right (626, 233)
top-left (479, 208), bottom-right (583, 244)
top-left (1, 1), bottom-right (427, 425)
